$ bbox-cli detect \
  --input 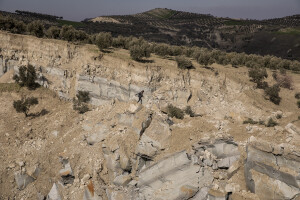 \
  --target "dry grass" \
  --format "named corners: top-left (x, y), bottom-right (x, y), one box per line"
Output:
top-left (0, 83), bottom-right (21, 93)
